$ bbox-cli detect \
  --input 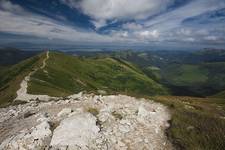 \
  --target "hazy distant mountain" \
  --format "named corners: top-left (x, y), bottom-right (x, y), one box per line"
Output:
top-left (0, 47), bottom-right (41, 65)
